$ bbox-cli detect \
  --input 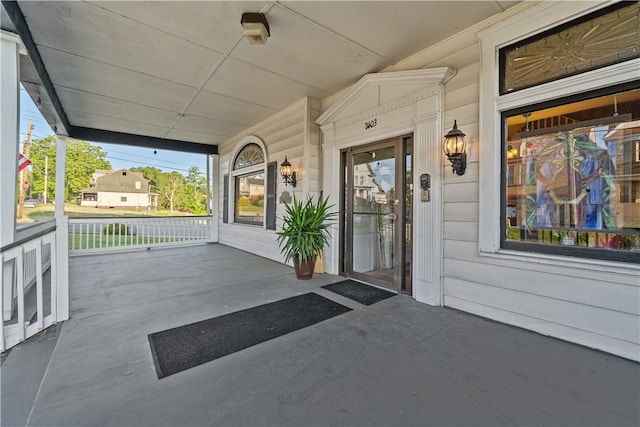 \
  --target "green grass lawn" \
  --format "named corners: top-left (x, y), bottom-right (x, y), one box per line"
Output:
top-left (68, 232), bottom-right (174, 250)
top-left (20, 204), bottom-right (197, 223)
top-left (19, 205), bottom-right (203, 250)
top-left (238, 205), bottom-right (264, 213)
